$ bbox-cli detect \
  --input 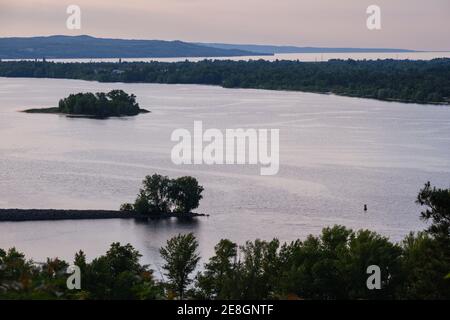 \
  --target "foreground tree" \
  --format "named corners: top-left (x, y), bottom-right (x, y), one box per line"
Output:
top-left (195, 238), bottom-right (282, 300)
top-left (194, 239), bottom-right (239, 299)
top-left (160, 233), bottom-right (200, 299)
top-left (276, 226), bottom-right (402, 300)
top-left (78, 243), bottom-right (161, 300)
top-left (399, 232), bottom-right (450, 299)
top-left (416, 181), bottom-right (450, 240)
top-left (398, 182), bottom-right (450, 299)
